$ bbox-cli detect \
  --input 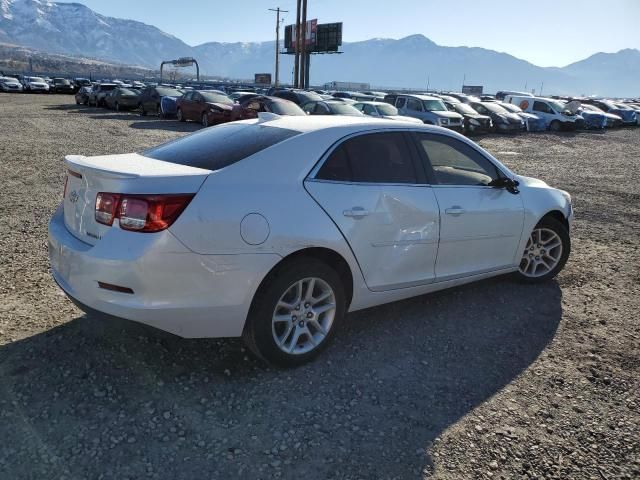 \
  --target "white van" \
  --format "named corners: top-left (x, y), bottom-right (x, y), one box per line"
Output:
top-left (505, 96), bottom-right (582, 131)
